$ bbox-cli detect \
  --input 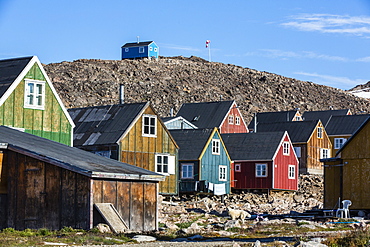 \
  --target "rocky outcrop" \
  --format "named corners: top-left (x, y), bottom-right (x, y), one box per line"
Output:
top-left (45, 56), bottom-right (370, 122)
